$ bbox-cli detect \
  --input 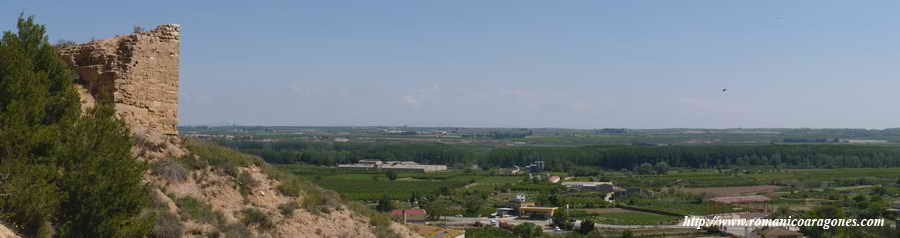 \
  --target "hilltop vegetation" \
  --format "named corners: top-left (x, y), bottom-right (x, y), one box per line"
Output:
top-left (0, 16), bottom-right (423, 238)
top-left (0, 16), bottom-right (151, 237)
top-left (144, 138), bottom-right (415, 238)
